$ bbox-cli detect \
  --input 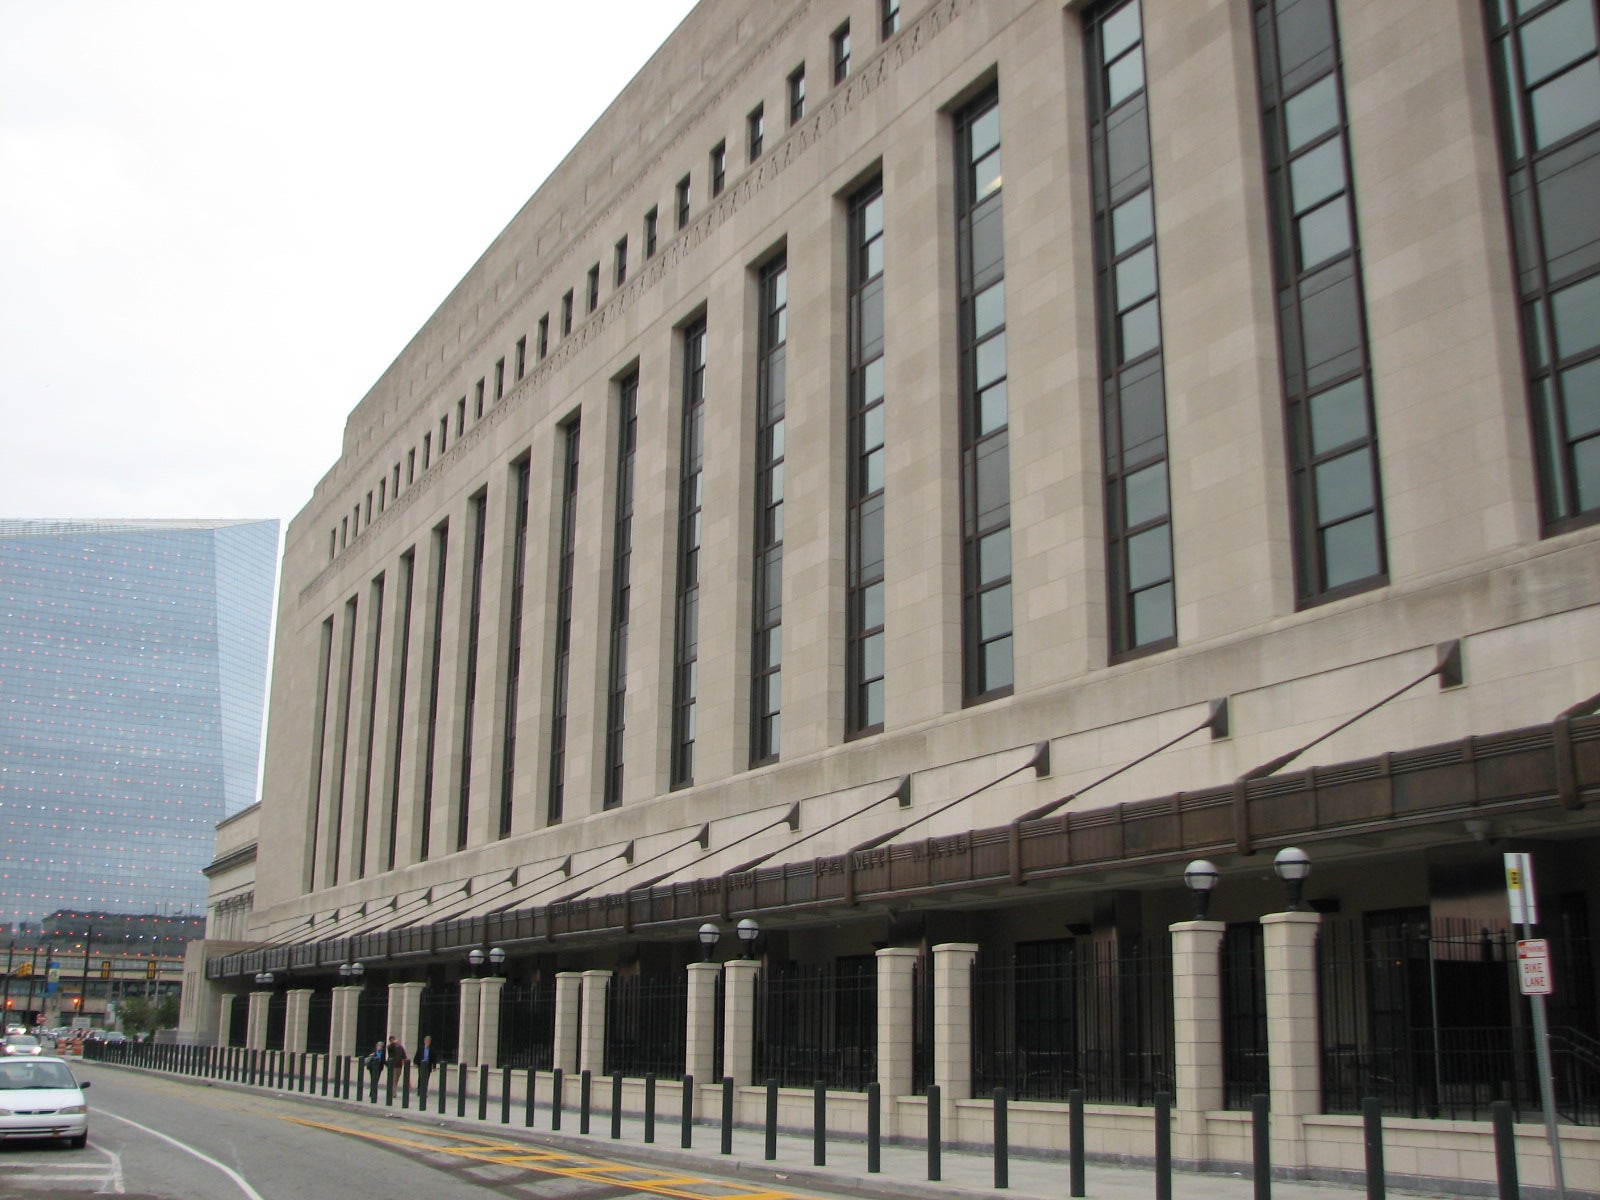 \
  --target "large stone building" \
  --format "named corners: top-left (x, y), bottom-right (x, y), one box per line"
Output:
top-left (203, 0), bottom-right (1598, 1192)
